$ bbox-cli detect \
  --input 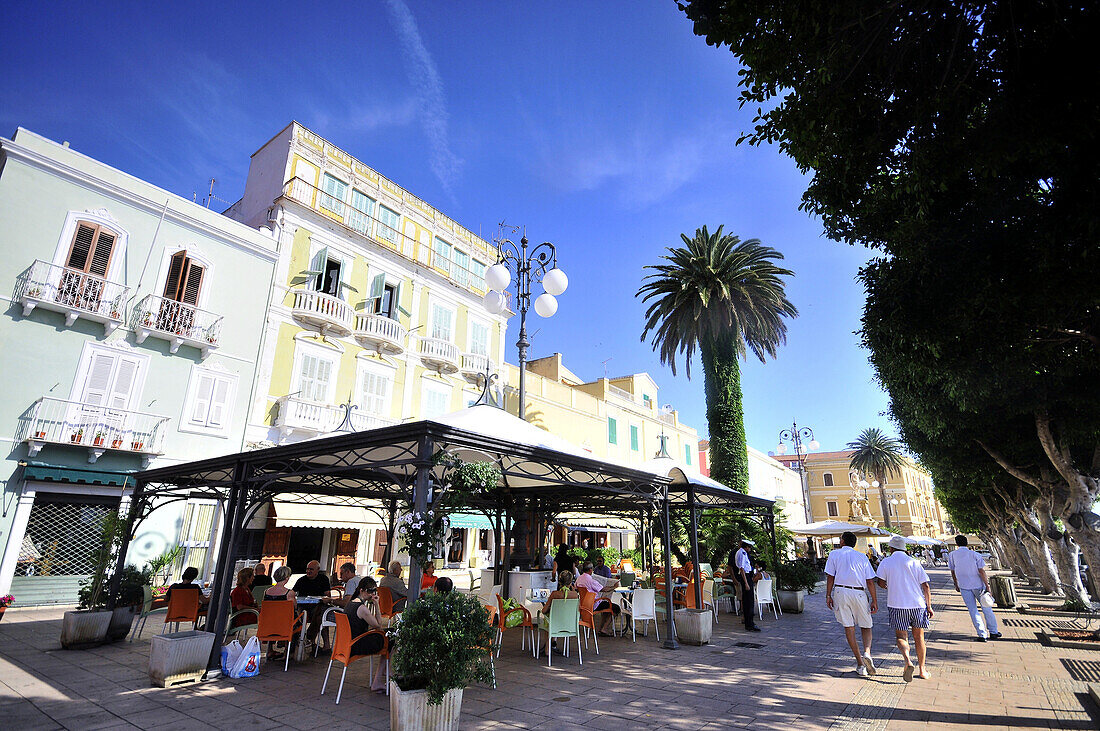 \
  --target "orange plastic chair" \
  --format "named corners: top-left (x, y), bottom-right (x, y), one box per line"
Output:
top-left (577, 588), bottom-right (602, 655)
top-left (376, 587), bottom-right (398, 625)
top-left (256, 600), bottom-right (306, 672)
top-left (496, 594), bottom-right (535, 658)
top-left (162, 587), bottom-right (203, 633)
top-left (320, 612), bottom-right (388, 704)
